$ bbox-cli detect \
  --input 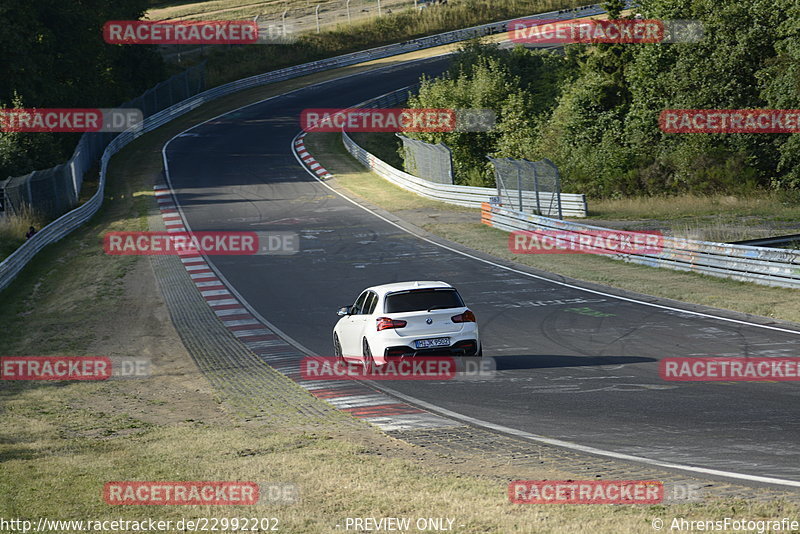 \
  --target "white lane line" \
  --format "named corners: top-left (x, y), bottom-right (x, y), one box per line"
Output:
top-left (271, 365), bottom-right (301, 374)
top-left (201, 289), bottom-right (231, 297)
top-left (364, 414), bottom-right (459, 431)
top-left (214, 307), bottom-right (249, 316)
top-left (196, 281), bottom-right (225, 288)
top-left (232, 329), bottom-right (273, 338)
top-left (207, 298), bottom-right (239, 306)
top-left (223, 318), bottom-right (259, 327)
top-left (244, 340), bottom-right (285, 349)
top-left (254, 352), bottom-right (299, 360)
top-left (325, 395), bottom-right (394, 408)
top-left (299, 381), bottom-right (349, 390)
